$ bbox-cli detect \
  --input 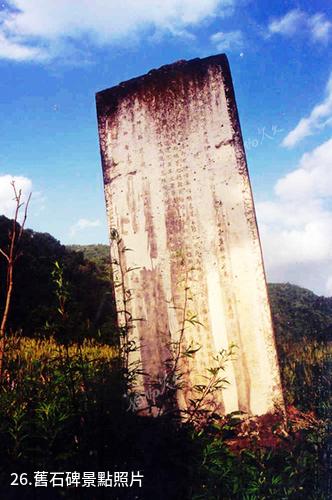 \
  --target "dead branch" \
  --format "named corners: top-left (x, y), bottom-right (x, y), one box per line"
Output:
top-left (0, 181), bottom-right (31, 377)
